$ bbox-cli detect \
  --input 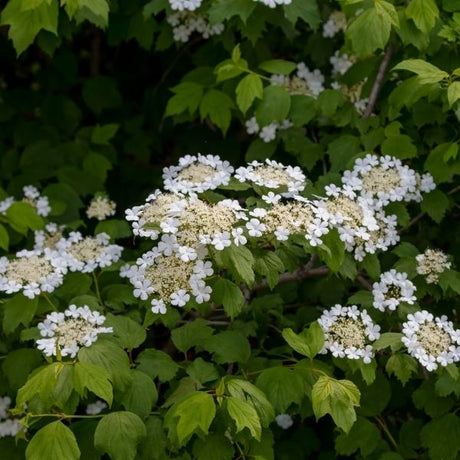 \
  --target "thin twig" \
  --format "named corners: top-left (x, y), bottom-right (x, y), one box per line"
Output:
top-left (251, 264), bottom-right (329, 292)
top-left (357, 274), bottom-right (373, 291)
top-left (363, 44), bottom-right (394, 117)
